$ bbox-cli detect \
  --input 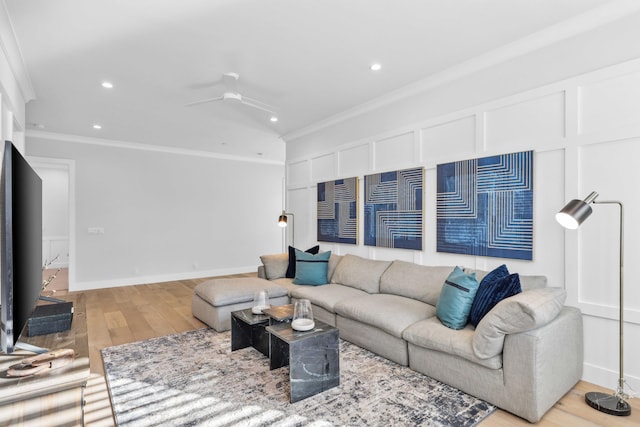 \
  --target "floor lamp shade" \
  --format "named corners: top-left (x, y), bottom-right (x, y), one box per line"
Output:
top-left (277, 210), bottom-right (294, 248)
top-left (556, 191), bottom-right (631, 417)
top-left (555, 191), bottom-right (597, 229)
